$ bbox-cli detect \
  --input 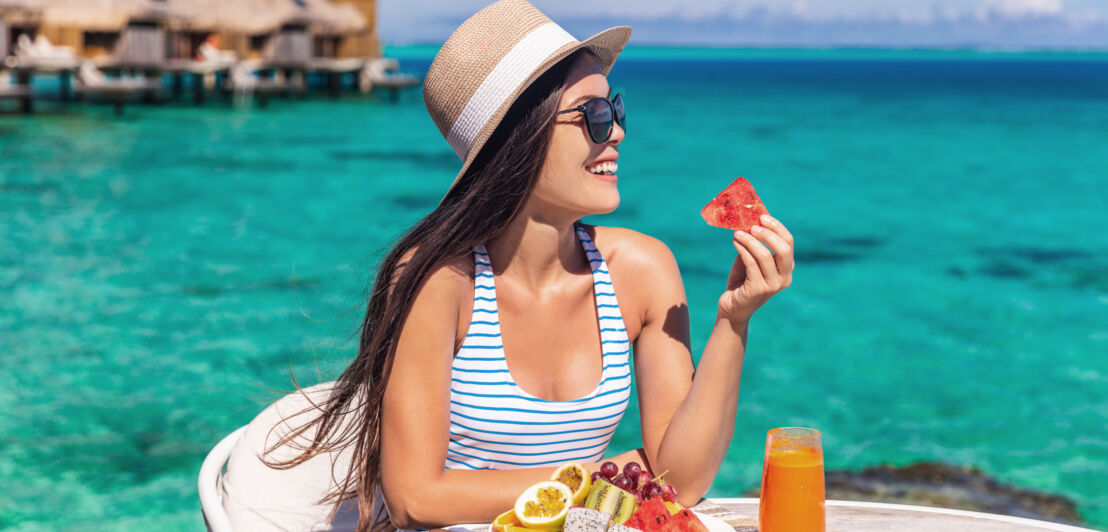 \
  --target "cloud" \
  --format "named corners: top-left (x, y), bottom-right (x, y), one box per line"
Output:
top-left (377, 0), bottom-right (1108, 49)
top-left (980, 0), bottom-right (1063, 18)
